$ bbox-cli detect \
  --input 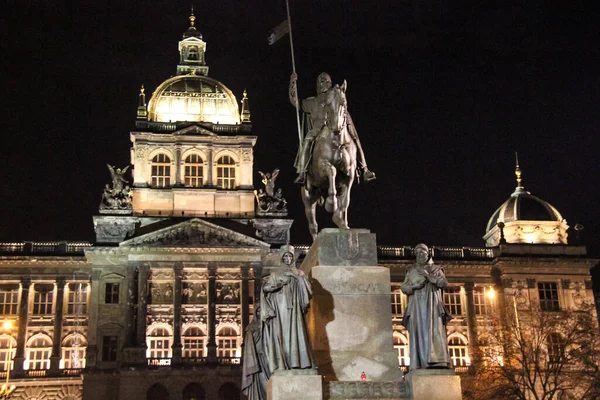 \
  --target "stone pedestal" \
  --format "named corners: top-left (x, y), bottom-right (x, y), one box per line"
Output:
top-left (267, 371), bottom-right (323, 400)
top-left (405, 370), bottom-right (462, 400)
top-left (300, 229), bottom-right (401, 383)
